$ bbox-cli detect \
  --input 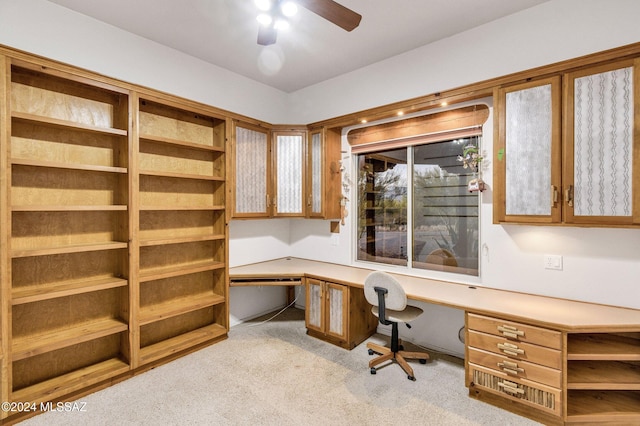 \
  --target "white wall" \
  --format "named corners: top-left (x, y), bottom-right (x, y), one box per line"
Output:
top-left (288, 0), bottom-right (640, 124)
top-left (0, 0), bottom-right (290, 124)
